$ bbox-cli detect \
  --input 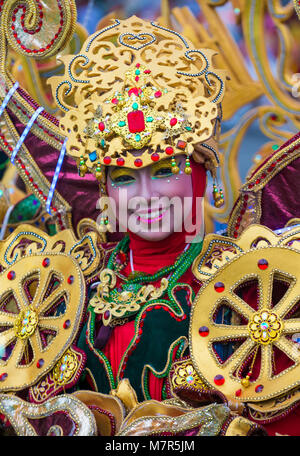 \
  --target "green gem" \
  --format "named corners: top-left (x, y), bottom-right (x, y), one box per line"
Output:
top-left (119, 121), bottom-right (126, 127)
top-left (185, 126), bottom-right (192, 131)
top-left (272, 144), bottom-right (279, 151)
top-left (132, 102), bottom-right (139, 110)
top-left (234, 7), bottom-right (240, 14)
top-left (135, 134), bottom-right (141, 142)
top-left (135, 69), bottom-right (140, 75)
top-left (146, 116), bottom-right (153, 122)
top-left (100, 139), bottom-right (105, 147)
